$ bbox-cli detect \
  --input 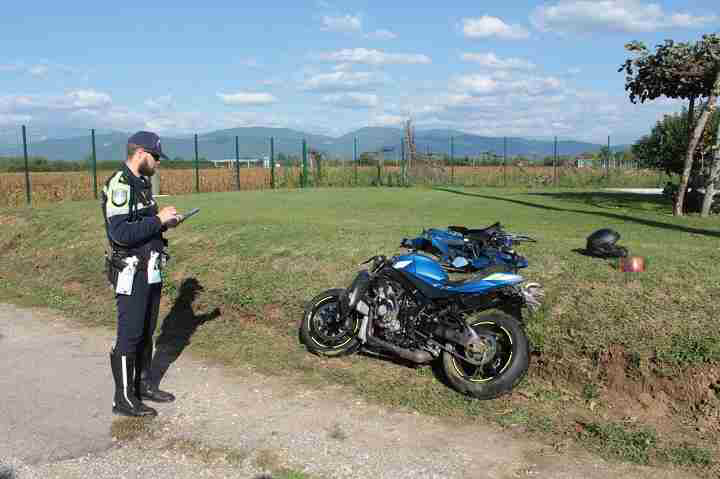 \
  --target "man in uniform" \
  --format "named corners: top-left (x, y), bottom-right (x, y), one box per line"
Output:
top-left (102, 131), bottom-right (179, 417)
